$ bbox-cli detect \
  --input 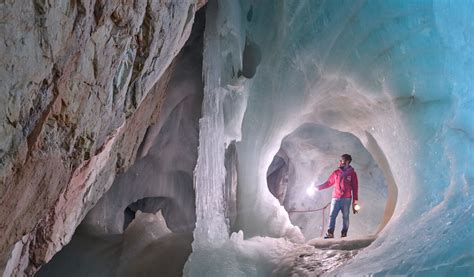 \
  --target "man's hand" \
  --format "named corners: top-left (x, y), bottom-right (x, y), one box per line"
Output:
top-left (352, 200), bottom-right (359, 214)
